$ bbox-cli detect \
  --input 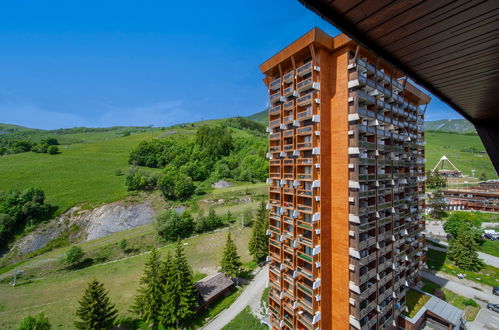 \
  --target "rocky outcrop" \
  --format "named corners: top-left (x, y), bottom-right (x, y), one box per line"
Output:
top-left (10, 200), bottom-right (155, 257)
